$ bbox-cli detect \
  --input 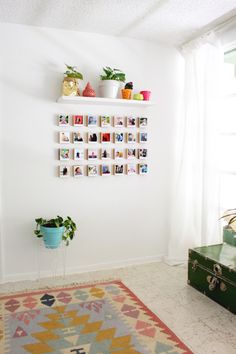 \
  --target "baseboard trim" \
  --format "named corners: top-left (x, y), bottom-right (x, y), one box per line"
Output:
top-left (1, 254), bottom-right (164, 284)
